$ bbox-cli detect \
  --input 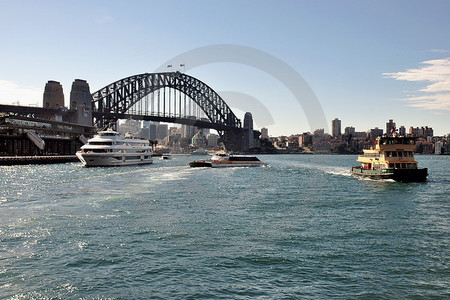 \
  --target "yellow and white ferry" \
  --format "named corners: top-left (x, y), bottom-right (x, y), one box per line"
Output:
top-left (351, 135), bottom-right (427, 182)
